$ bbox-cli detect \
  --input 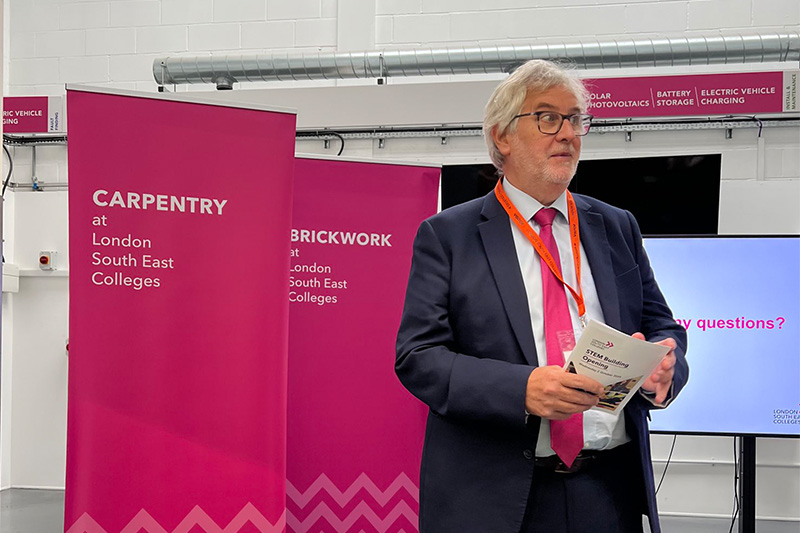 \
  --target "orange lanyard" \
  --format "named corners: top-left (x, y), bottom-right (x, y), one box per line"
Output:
top-left (494, 180), bottom-right (586, 325)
